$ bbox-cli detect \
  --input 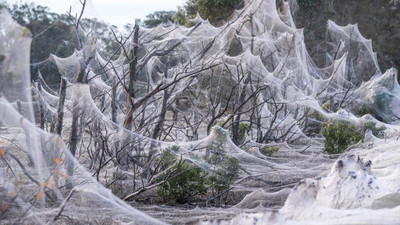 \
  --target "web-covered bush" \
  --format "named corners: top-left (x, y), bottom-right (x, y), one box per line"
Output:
top-left (259, 145), bottom-right (279, 156)
top-left (205, 127), bottom-right (240, 201)
top-left (206, 152), bottom-right (239, 197)
top-left (155, 146), bottom-right (207, 205)
top-left (362, 121), bottom-right (386, 138)
top-left (229, 122), bottom-right (250, 145)
top-left (321, 121), bottom-right (362, 154)
top-left (155, 129), bottom-right (240, 205)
